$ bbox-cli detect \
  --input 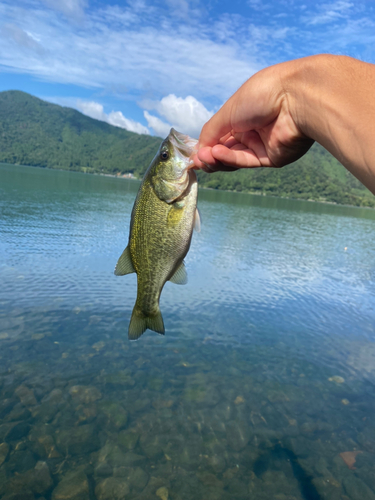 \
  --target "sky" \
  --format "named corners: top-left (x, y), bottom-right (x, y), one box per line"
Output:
top-left (0, 0), bottom-right (374, 138)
